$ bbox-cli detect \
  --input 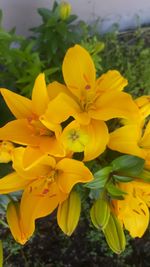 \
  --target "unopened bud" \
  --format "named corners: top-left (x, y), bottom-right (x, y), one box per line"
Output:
top-left (59, 1), bottom-right (71, 20)
top-left (6, 201), bottom-right (27, 245)
top-left (90, 198), bottom-right (110, 230)
top-left (57, 191), bottom-right (81, 236)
